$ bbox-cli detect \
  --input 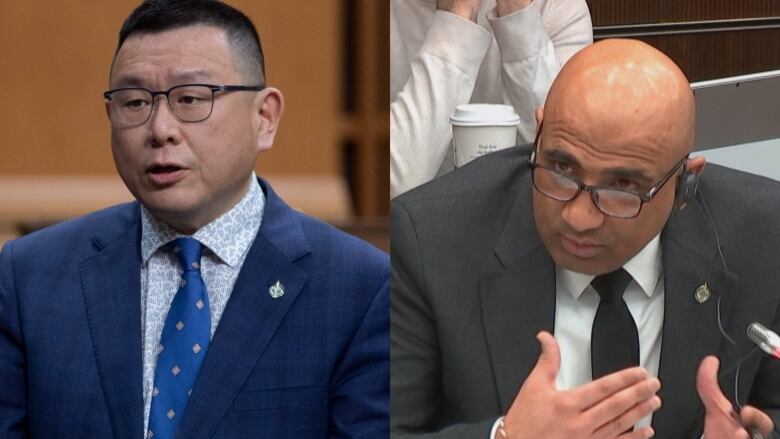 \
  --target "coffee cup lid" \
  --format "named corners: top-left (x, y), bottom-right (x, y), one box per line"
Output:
top-left (449, 104), bottom-right (520, 126)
